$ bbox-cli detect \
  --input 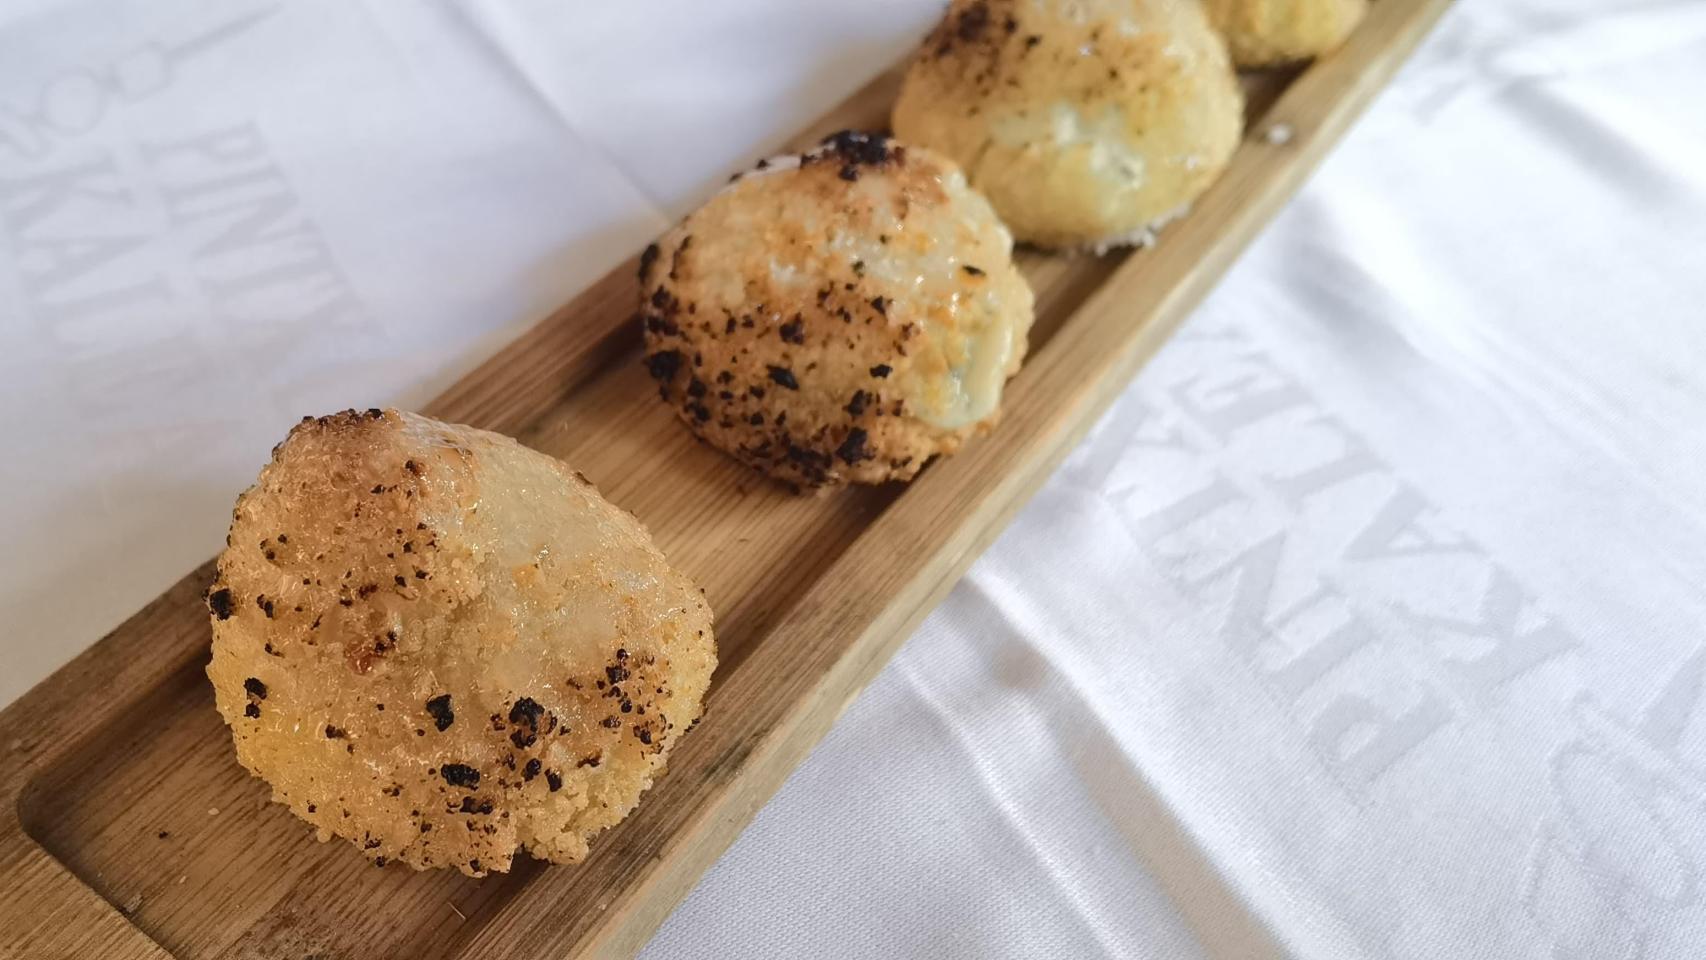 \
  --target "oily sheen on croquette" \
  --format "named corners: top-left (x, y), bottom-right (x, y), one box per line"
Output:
top-left (639, 131), bottom-right (1034, 488)
top-left (205, 409), bottom-right (715, 876)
